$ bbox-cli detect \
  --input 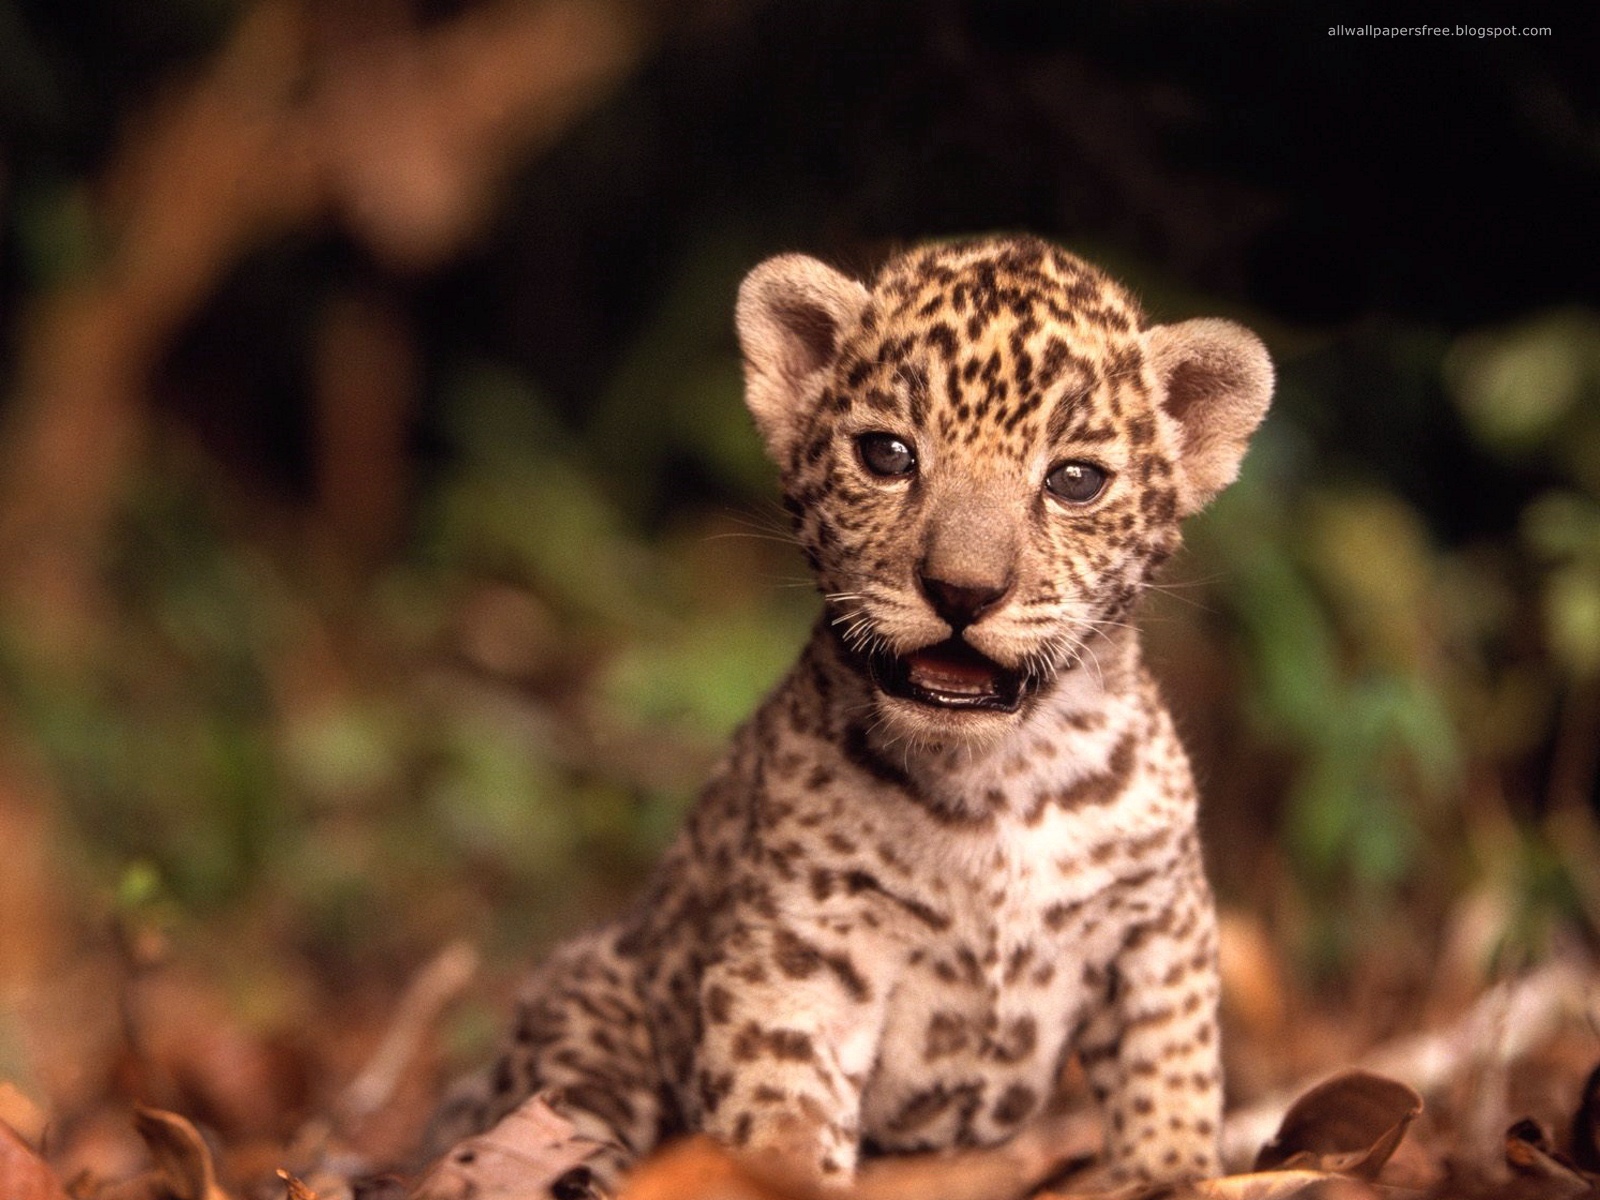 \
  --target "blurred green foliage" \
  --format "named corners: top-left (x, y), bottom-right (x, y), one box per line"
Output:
top-left (1, 0), bottom-right (1596, 990)
top-left (8, 286), bottom-right (1599, 980)
top-left (0, 335), bottom-right (819, 968)
top-left (1180, 304), bottom-right (1600, 969)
